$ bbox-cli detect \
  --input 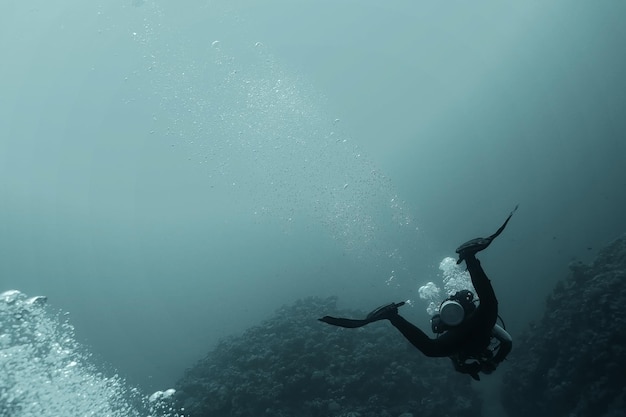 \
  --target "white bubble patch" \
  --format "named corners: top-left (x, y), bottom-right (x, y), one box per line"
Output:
top-left (0, 290), bottom-right (180, 417)
top-left (418, 257), bottom-right (475, 315)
